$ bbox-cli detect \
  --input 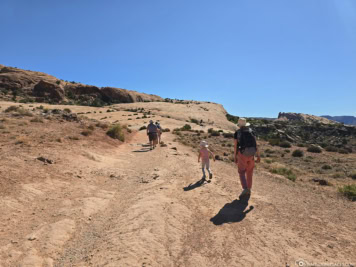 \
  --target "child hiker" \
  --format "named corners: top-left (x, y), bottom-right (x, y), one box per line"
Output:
top-left (198, 140), bottom-right (215, 180)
